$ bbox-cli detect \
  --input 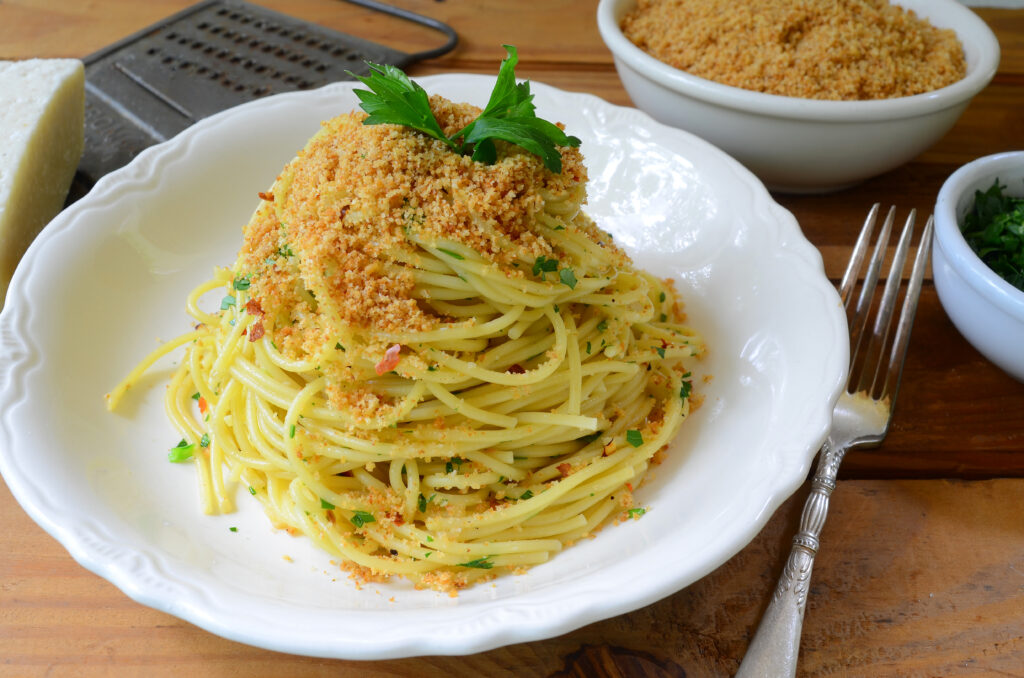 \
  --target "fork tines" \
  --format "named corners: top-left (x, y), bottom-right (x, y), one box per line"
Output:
top-left (840, 205), bottom-right (934, 404)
